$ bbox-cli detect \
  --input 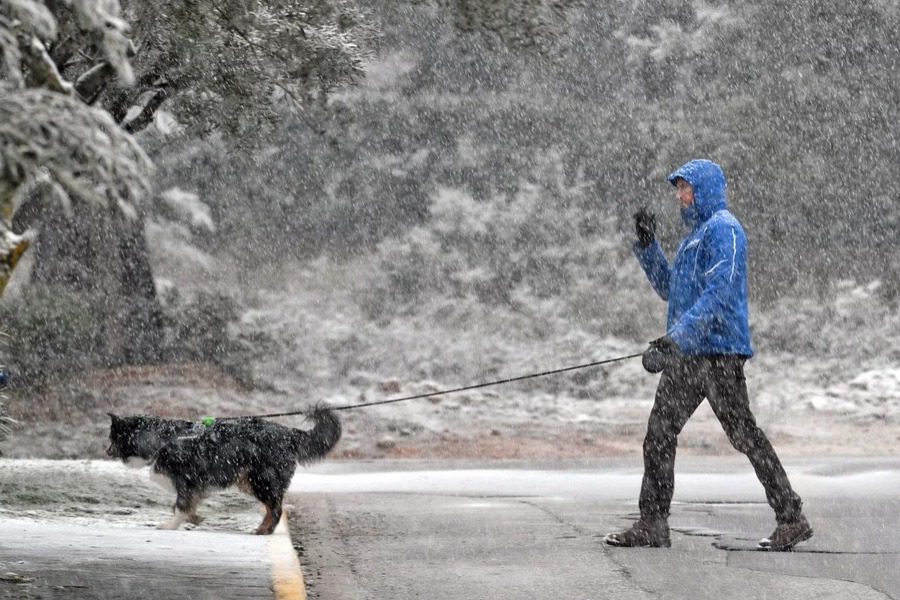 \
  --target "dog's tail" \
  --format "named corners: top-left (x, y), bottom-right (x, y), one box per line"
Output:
top-left (292, 404), bottom-right (342, 462)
